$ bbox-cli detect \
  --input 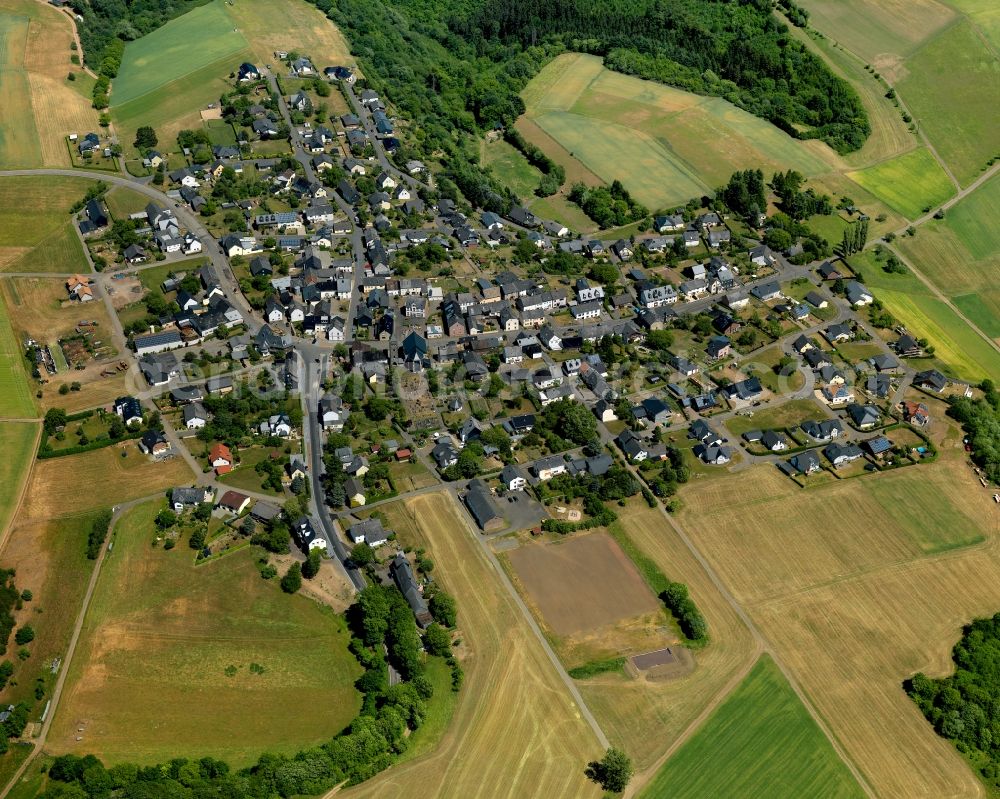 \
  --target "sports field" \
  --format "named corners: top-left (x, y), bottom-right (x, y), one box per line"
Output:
top-left (22, 441), bottom-right (194, 520)
top-left (0, 0), bottom-right (101, 168)
top-left (346, 492), bottom-right (602, 799)
top-left (848, 147), bottom-right (955, 219)
top-left (640, 655), bottom-right (864, 799)
top-left (677, 417), bottom-right (1000, 799)
top-left (49, 499), bottom-right (363, 765)
top-left (0, 421), bottom-right (38, 537)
